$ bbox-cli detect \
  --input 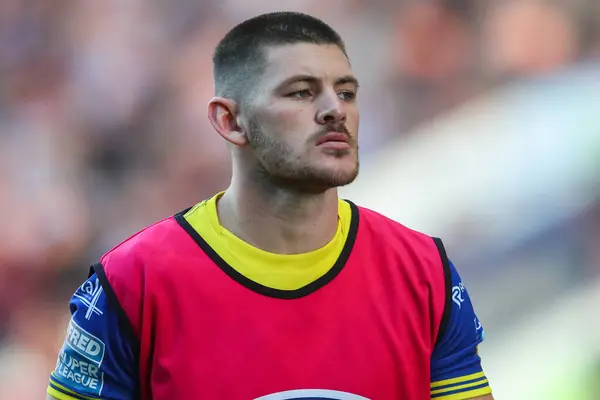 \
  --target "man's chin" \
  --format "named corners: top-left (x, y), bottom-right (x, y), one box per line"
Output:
top-left (300, 166), bottom-right (359, 192)
top-left (328, 171), bottom-right (359, 188)
top-left (260, 157), bottom-right (359, 193)
top-left (266, 170), bottom-right (356, 194)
